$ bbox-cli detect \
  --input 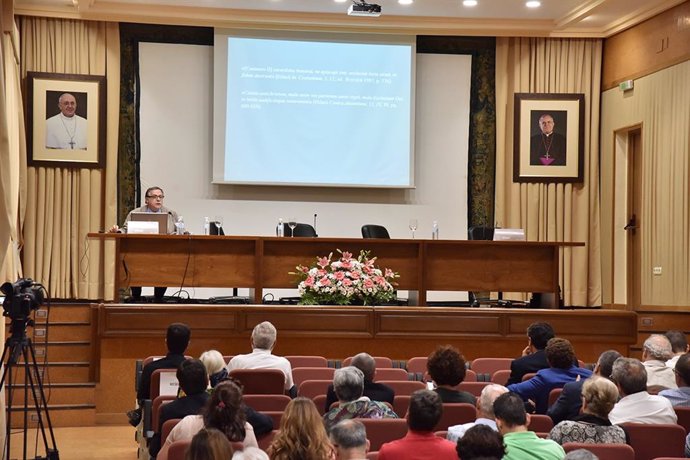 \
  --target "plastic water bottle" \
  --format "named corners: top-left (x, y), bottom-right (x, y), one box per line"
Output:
top-left (203, 217), bottom-right (210, 235)
top-left (276, 218), bottom-right (284, 237)
top-left (432, 220), bottom-right (439, 240)
top-left (175, 216), bottom-right (185, 235)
